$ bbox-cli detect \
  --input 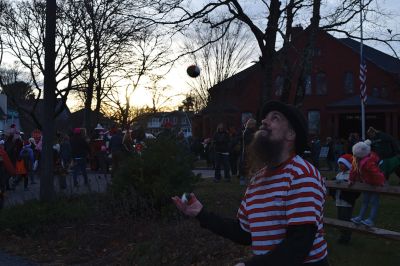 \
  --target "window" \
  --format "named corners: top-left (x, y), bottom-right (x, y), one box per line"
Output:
top-left (304, 75), bottom-right (312, 95)
top-left (148, 117), bottom-right (160, 128)
top-left (313, 48), bottom-right (321, 57)
top-left (274, 75), bottom-right (284, 96)
top-left (344, 71), bottom-right (354, 94)
top-left (308, 110), bottom-right (320, 134)
top-left (316, 72), bottom-right (327, 95)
